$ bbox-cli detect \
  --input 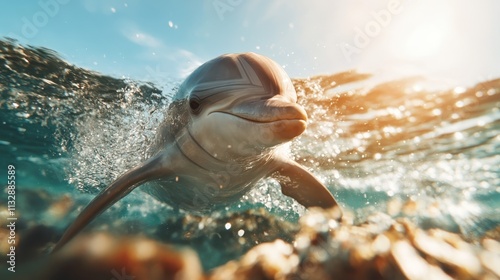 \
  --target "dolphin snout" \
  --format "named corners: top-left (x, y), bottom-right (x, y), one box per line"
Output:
top-left (215, 97), bottom-right (308, 141)
top-left (262, 99), bottom-right (308, 141)
top-left (266, 99), bottom-right (308, 122)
